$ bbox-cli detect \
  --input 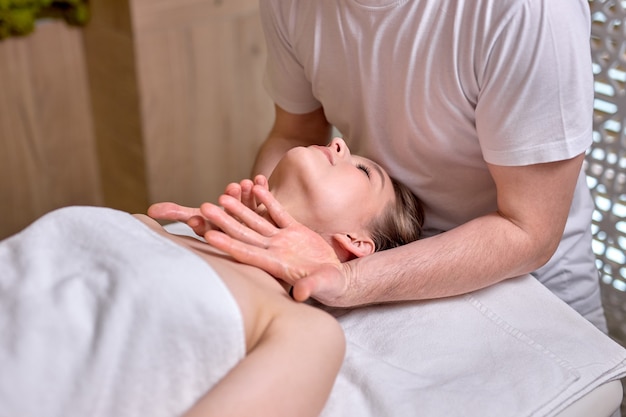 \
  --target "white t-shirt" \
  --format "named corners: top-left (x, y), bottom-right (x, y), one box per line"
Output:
top-left (260, 0), bottom-right (606, 329)
top-left (261, 0), bottom-right (593, 233)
